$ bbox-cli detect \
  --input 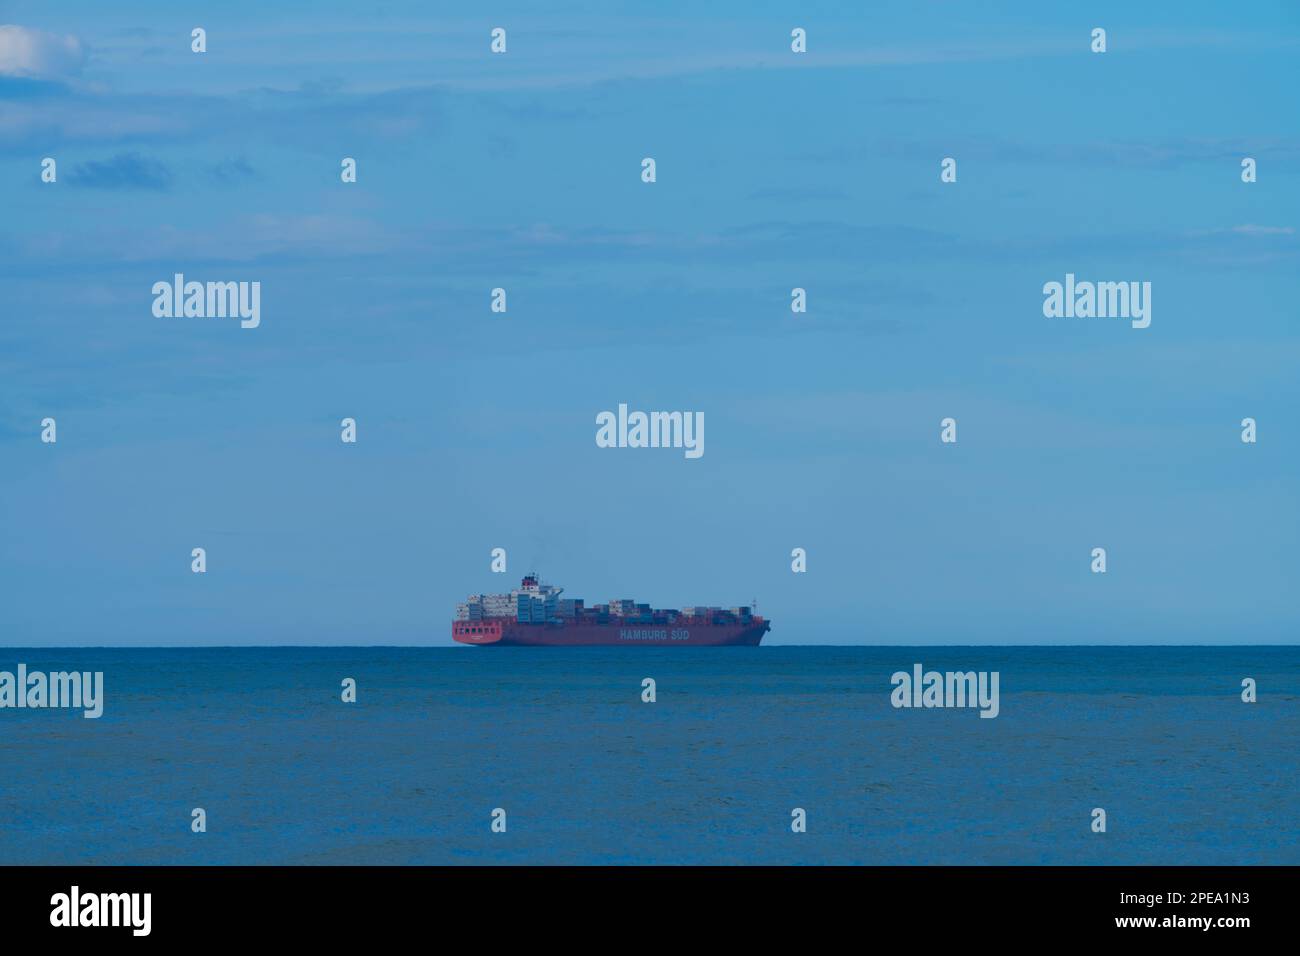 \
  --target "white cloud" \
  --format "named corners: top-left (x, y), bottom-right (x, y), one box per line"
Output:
top-left (0, 25), bottom-right (85, 78)
top-left (1229, 224), bottom-right (1295, 236)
